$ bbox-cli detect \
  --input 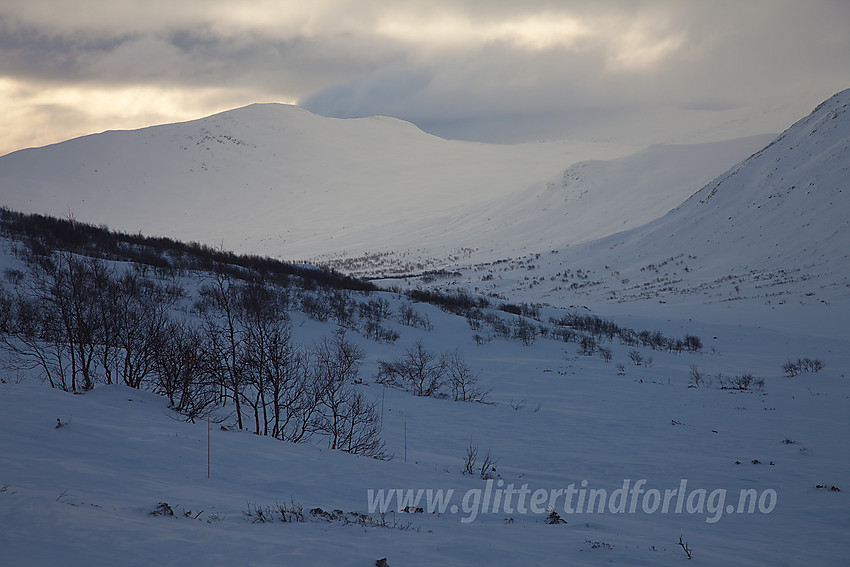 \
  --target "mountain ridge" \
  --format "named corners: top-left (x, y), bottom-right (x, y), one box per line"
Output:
top-left (414, 89), bottom-right (850, 333)
top-left (0, 102), bottom-right (772, 264)
top-left (2, 90), bottom-right (848, 330)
